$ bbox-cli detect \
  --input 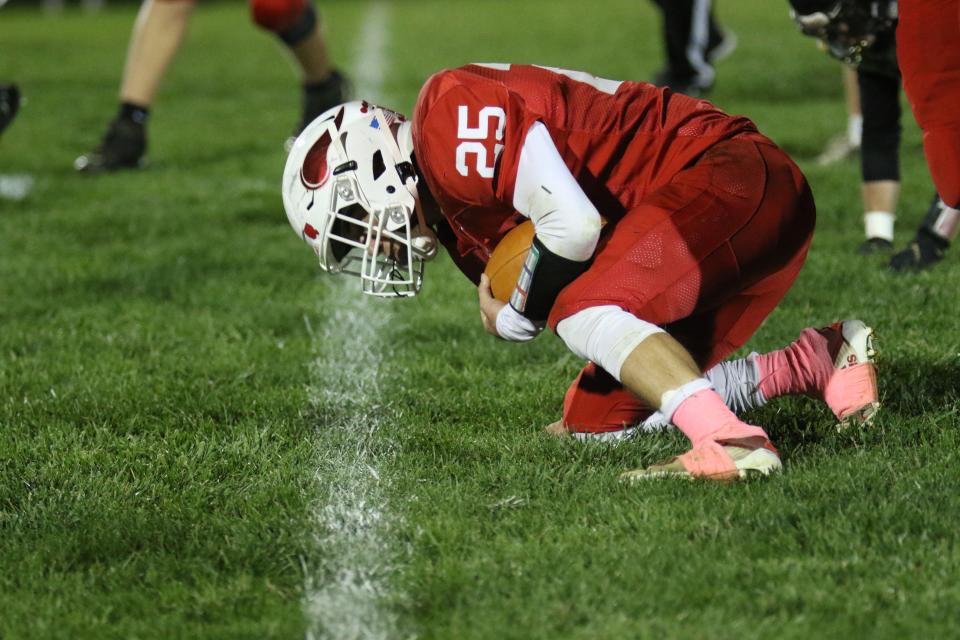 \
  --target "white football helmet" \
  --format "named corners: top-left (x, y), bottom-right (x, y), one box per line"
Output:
top-left (282, 100), bottom-right (437, 297)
